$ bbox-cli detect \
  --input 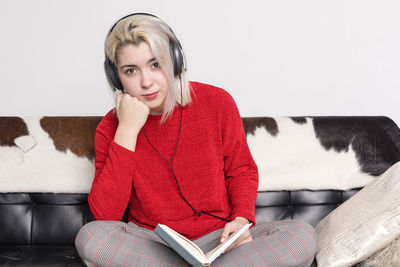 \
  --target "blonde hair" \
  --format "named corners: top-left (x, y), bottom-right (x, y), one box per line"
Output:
top-left (105, 14), bottom-right (191, 123)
